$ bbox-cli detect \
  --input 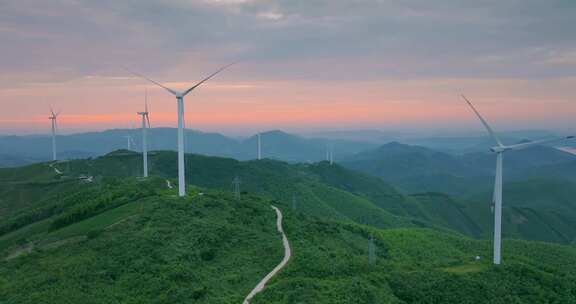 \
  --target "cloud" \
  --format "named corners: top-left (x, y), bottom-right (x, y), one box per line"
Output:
top-left (1, 0), bottom-right (575, 87)
top-left (1, 0), bottom-right (576, 135)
